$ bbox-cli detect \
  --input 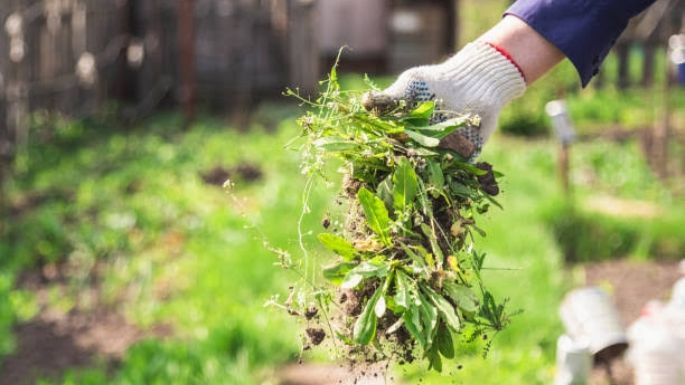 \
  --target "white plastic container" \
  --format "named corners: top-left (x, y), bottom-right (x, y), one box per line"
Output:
top-left (627, 299), bottom-right (684, 385)
top-left (560, 287), bottom-right (628, 361)
top-left (554, 334), bottom-right (592, 385)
